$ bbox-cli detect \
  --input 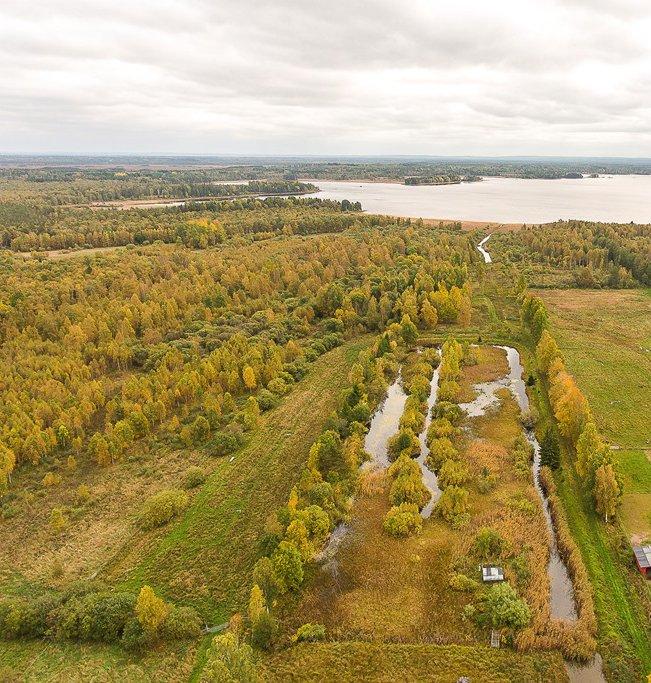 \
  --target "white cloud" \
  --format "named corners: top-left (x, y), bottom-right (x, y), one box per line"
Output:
top-left (0, 0), bottom-right (649, 155)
